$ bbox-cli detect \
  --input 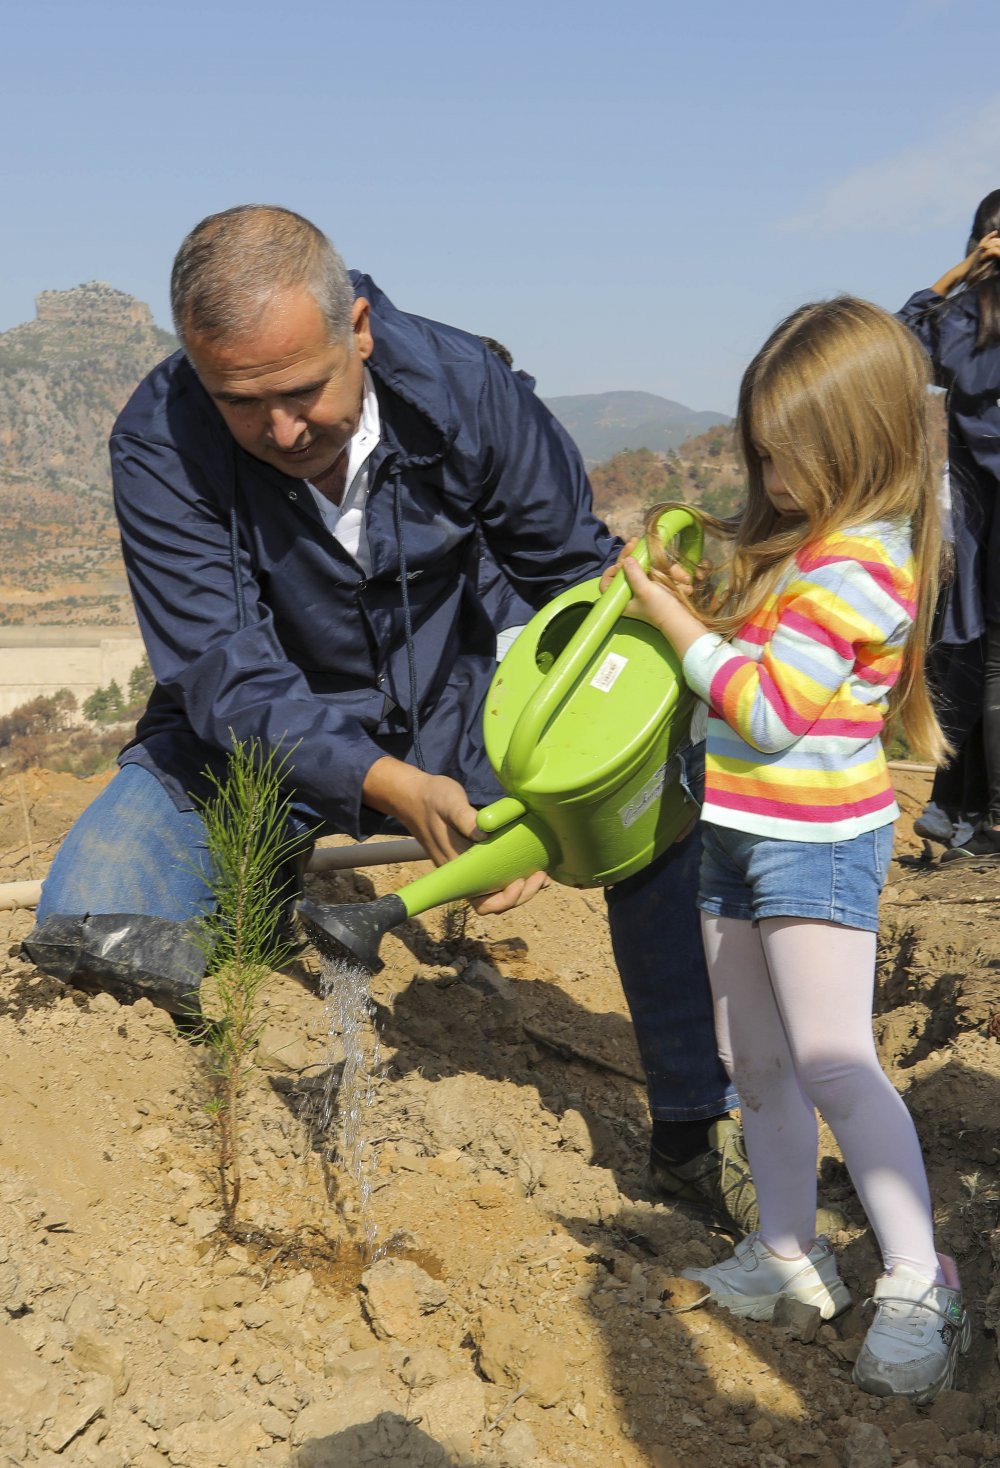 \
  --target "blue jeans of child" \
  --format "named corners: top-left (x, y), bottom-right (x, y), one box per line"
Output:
top-left (38, 758), bottom-right (734, 1124)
